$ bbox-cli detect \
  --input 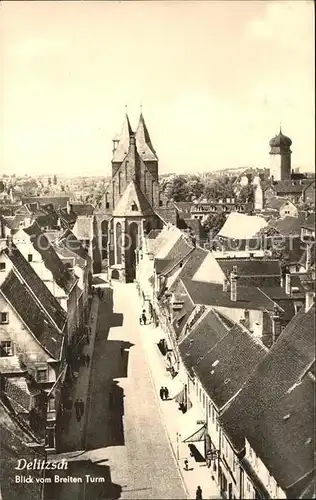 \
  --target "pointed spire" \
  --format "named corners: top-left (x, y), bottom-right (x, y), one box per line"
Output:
top-left (279, 122), bottom-right (283, 135)
top-left (112, 111), bottom-right (133, 163)
top-left (135, 111), bottom-right (158, 161)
